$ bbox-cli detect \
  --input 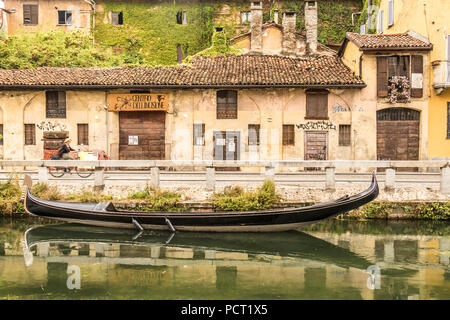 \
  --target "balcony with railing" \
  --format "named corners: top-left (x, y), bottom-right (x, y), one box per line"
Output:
top-left (432, 60), bottom-right (450, 94)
